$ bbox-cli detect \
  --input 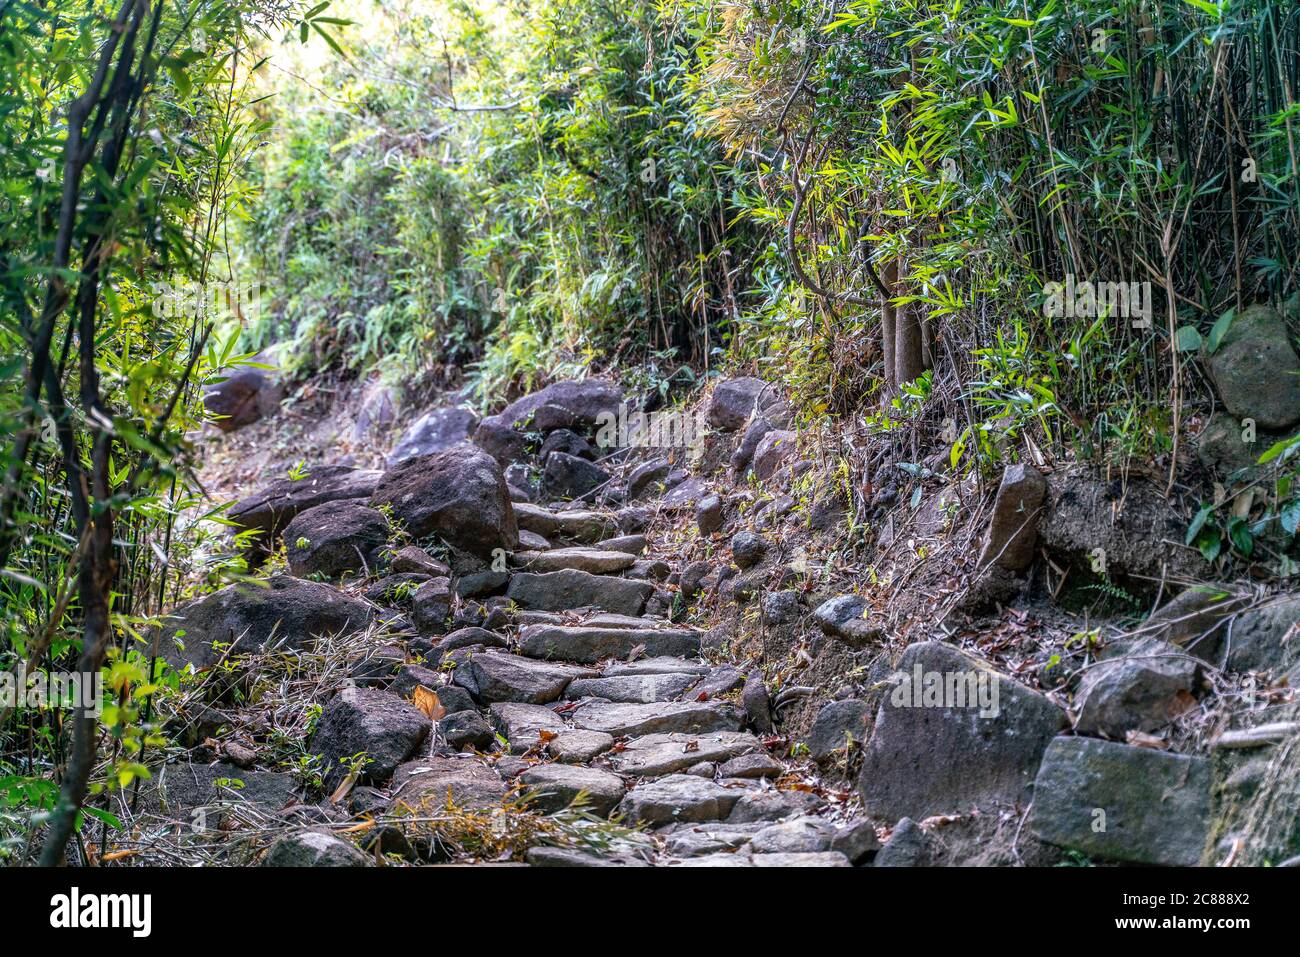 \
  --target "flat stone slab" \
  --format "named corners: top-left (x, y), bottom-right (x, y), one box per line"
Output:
top-left (662, 822), bottom-right (765, 858)
top-left (608, 731), bottom-right (763, 777)
top-left (617, 774), bottom-right (745, 825)
top-left (857, 641), bottom-right (1066, 819)
top-left (750, 817), bottom-right (836, 854)
top-left (1028, 737), bottom-right (1210, 866)
top-left (390, 757), bottom-right (506, 812)
top-left (508, 570), bottom-right (652, 616)
top-left (519, 623), bottom-right (699, 664)
top-left (512, 547), bottom-right (637, 574)
top-left (570, 700), bottom-right (742, 738)
top-left (488, 702), bottom-right (566, 753)
top-left (603, 657), bottom-right (711, 677)
top-left (512, 504), bottom-right (613, 543)
top-left (520, 764), bottom-right (627, 816)
top-left (546, 729), bottom-right (616, 764)
top-left (455, 651), bottom-right (595, 704)
top-left (566, 673), bottom-right (699, 704)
